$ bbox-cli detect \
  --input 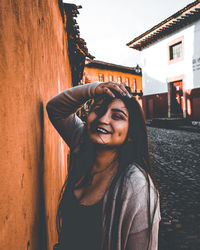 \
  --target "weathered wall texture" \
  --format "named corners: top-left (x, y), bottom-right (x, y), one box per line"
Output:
top-left (0, 1), bottom-right (72, 249)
